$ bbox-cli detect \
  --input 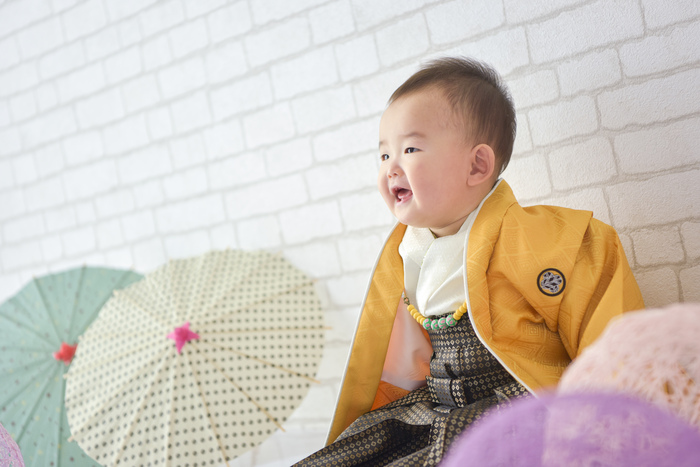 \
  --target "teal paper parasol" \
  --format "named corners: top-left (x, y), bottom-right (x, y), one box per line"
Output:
top-left (0, 266), bottom-right (142, 466)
